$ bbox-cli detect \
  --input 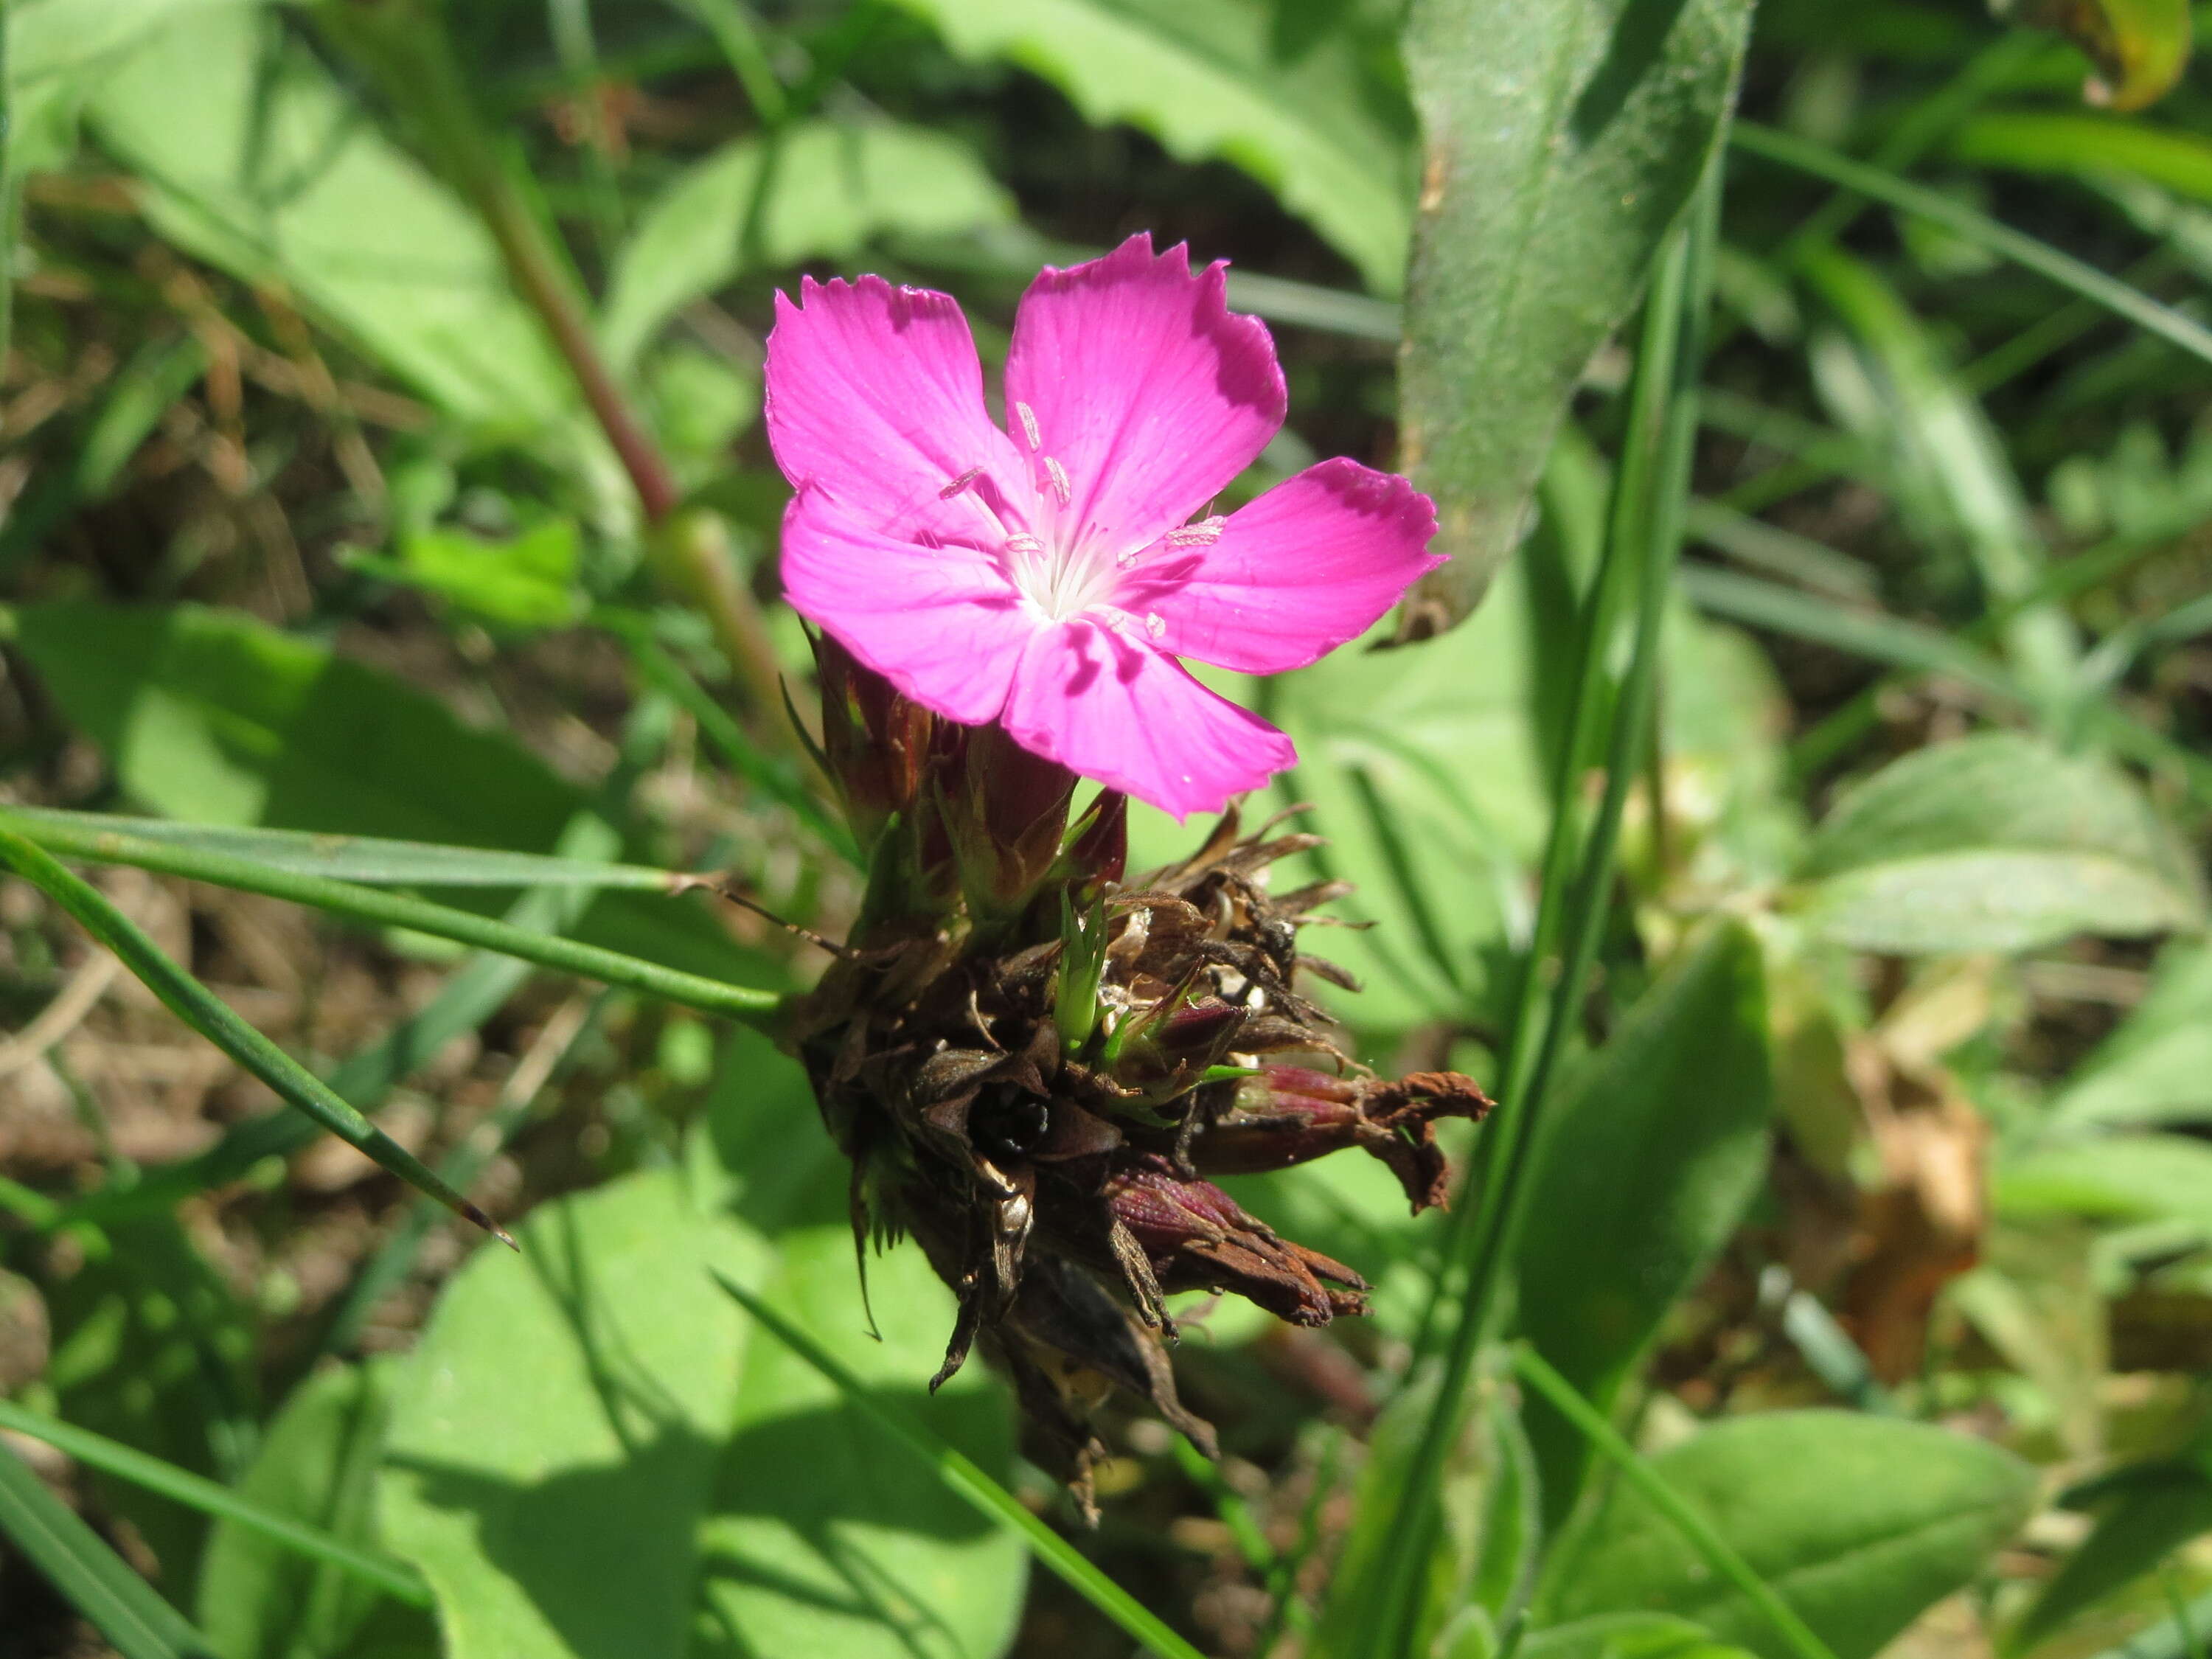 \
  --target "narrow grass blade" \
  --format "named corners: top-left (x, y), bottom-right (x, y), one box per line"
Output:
top-left (1732, 122), bottom-right (2212, 370)
top-left (709, 1270), bottom-right (1208, 1659)
top-left (0, 1403), bottom-right (429, 1607)
top-left (0, 825), bottom-right (512, 1242)
top-left (0, 807), bottom-right (687, 888)
top-left (1511, 1345), bottom-right (1840, 1659)
top-left (0, 1441), bottom-right (215, 1659)
top-left (1677, 565), bottom-right (2018, 693)
top-left (1358, 158), bottom-right (1727, 1659)
top-left (0, 811), bottom-right (786, 1026)
top-left (313, 992), bottom-right (605, 1361)
top-left (58, 943), bottom-right (541, 1230)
